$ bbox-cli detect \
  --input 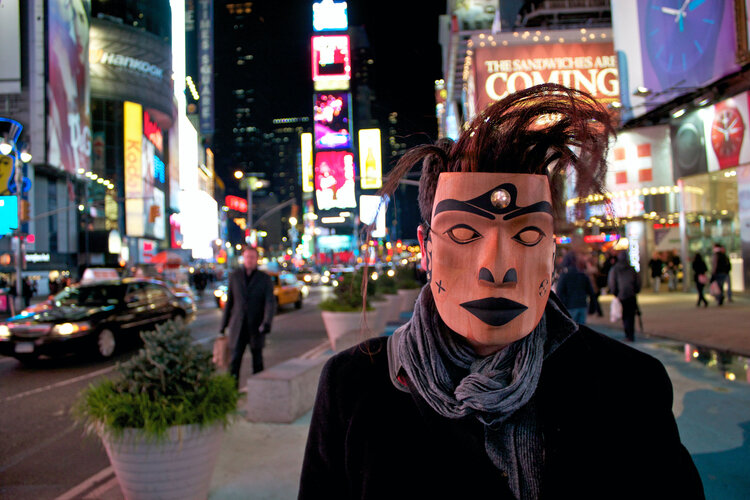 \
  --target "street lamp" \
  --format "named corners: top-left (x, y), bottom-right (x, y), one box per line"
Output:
top-left (1, 117), bottom-right (32, 312)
